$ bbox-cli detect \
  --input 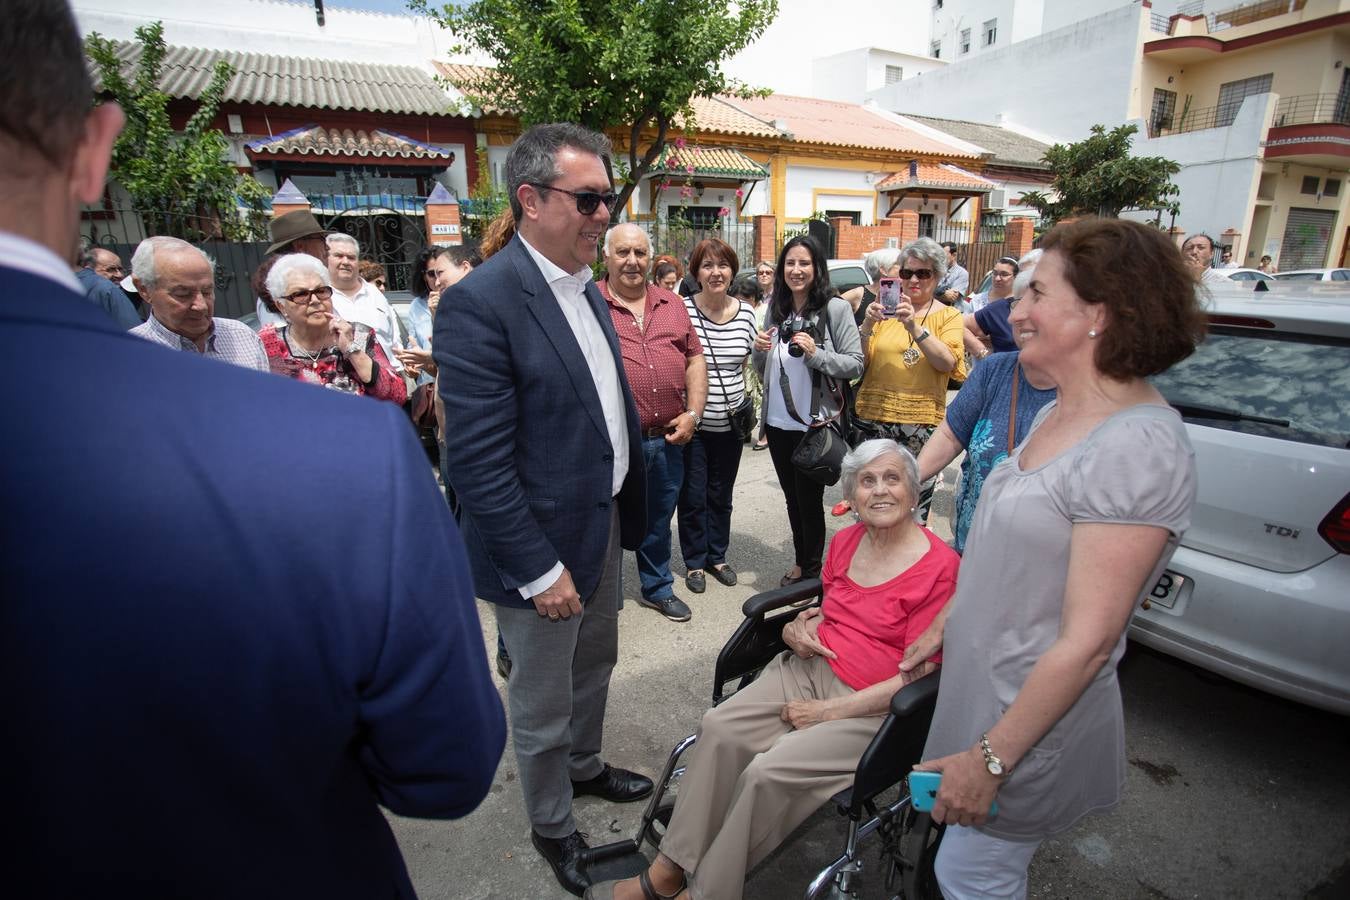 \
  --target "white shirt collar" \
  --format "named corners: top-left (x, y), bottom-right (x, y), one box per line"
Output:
top-left (518, 234), bottom-right (594, 290)
top-left (0, 230), bottom-right (82, 293)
